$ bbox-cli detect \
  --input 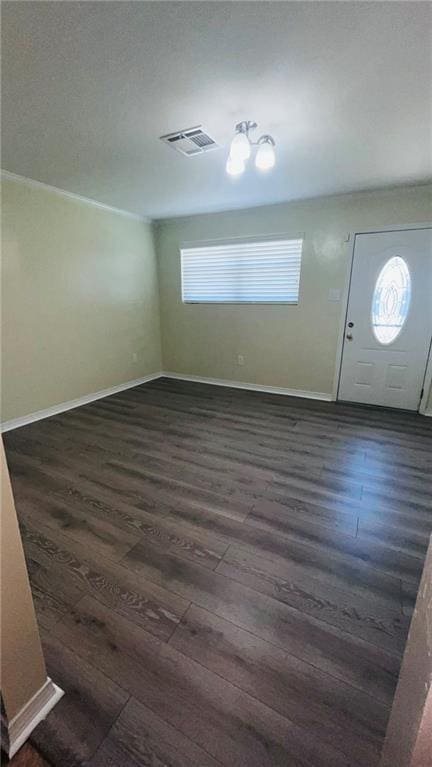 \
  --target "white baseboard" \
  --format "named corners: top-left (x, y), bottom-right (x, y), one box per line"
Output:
top-left (162, 371), bottom-right (333, 401)
top-left (2, 677), bottom-right (64, 758)
top-left (0, 370), bottom-right (335, 433)
top-left (7, 370), bottom-right (424, 426)
top-left (0, 372), bottom-right (163, 432)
